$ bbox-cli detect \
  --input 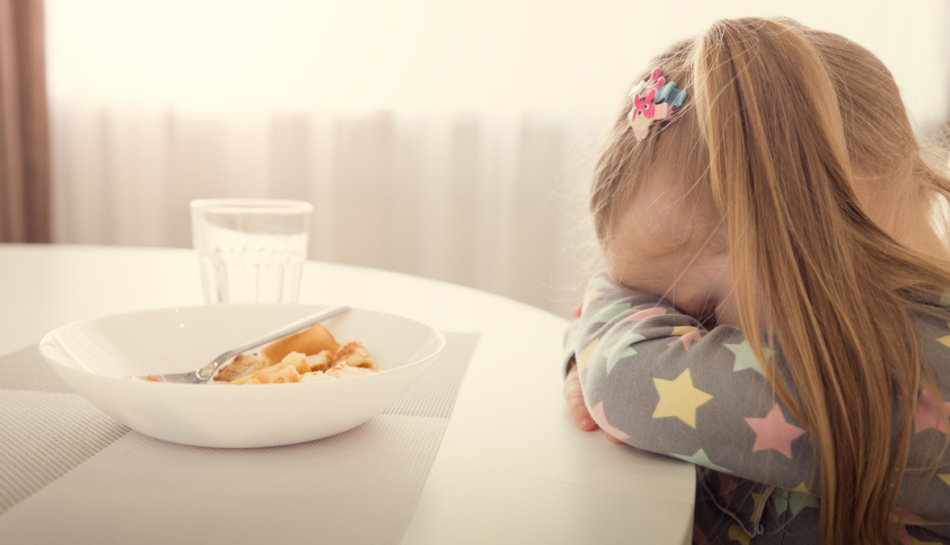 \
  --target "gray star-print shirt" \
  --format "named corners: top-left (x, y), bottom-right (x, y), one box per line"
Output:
top-left (564, 274), bottom-right (950, 544)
